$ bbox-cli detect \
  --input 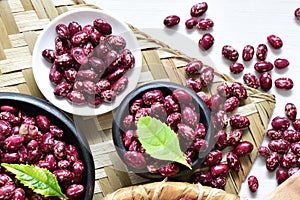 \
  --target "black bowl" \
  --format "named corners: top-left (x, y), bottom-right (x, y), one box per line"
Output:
top-left (0, 92), bottom-right (95, 199)
top-left (112, 81), bottom-right (214, 181)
